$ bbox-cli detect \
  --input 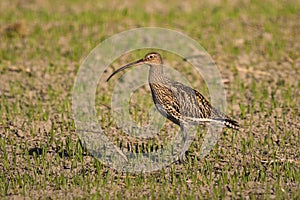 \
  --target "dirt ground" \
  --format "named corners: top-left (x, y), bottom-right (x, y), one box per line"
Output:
top-left (0, 0), bottom-right (299, 199)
